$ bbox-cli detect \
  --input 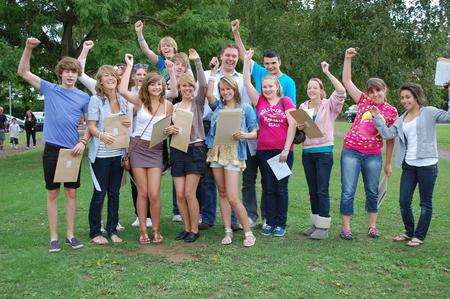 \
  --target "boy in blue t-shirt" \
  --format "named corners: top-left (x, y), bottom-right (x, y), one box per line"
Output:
top-left (18, 37), bottom-right (91, 253)
top-left (231, 19), bottom-right (297, 105)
